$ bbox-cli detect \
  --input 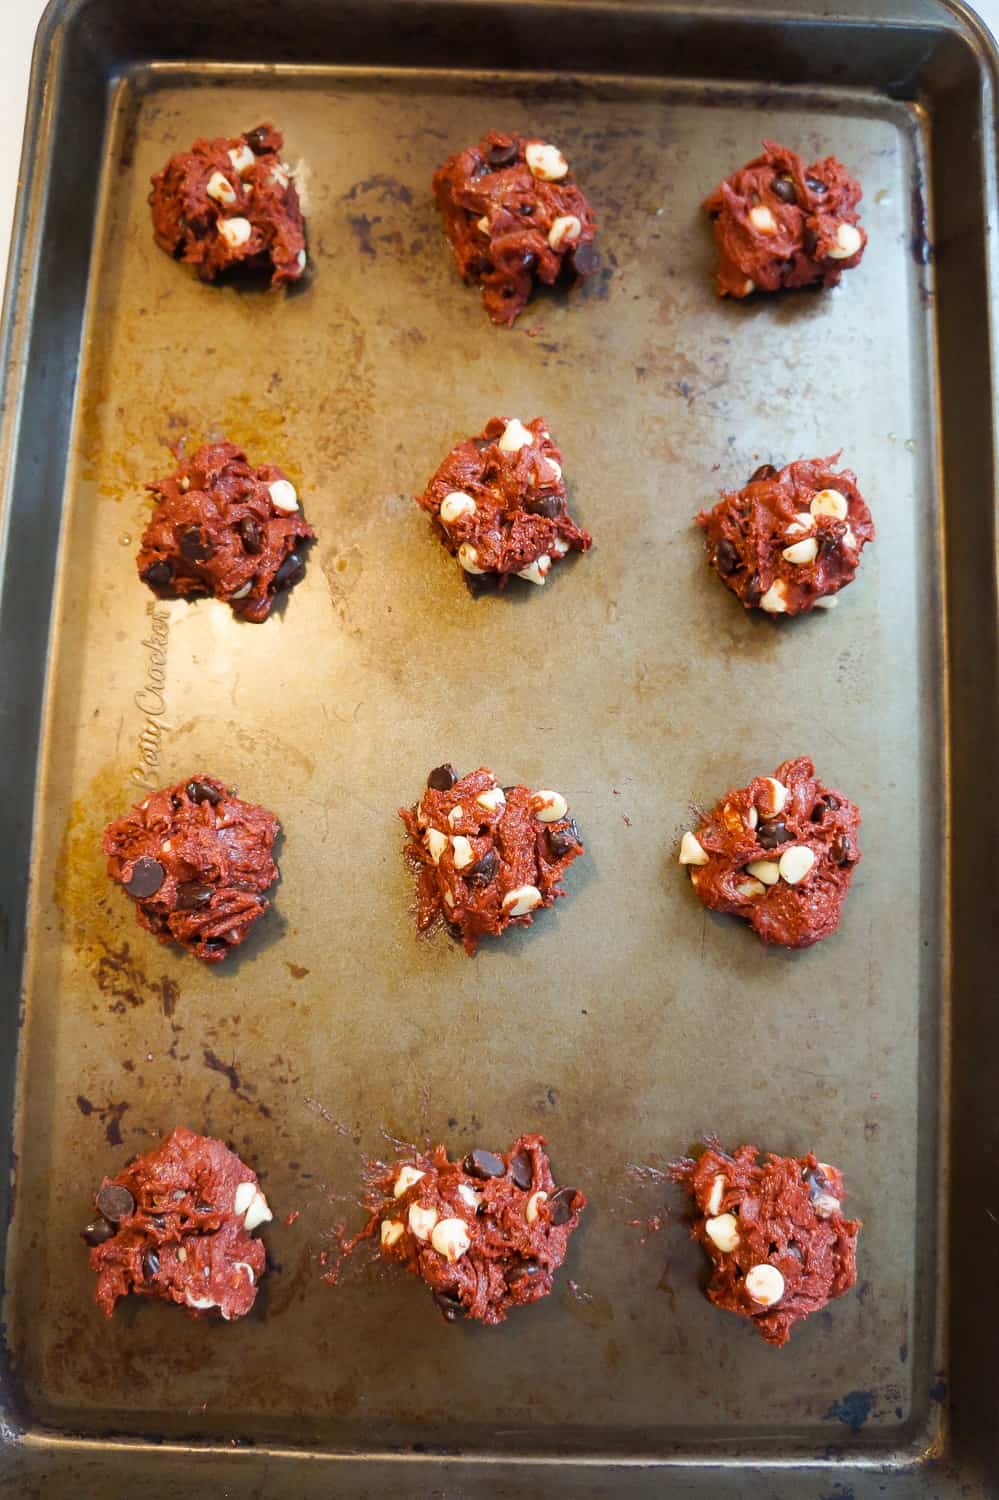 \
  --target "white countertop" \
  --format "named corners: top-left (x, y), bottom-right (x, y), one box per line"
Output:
top-left (0, 0), bottom-right (996, 289)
